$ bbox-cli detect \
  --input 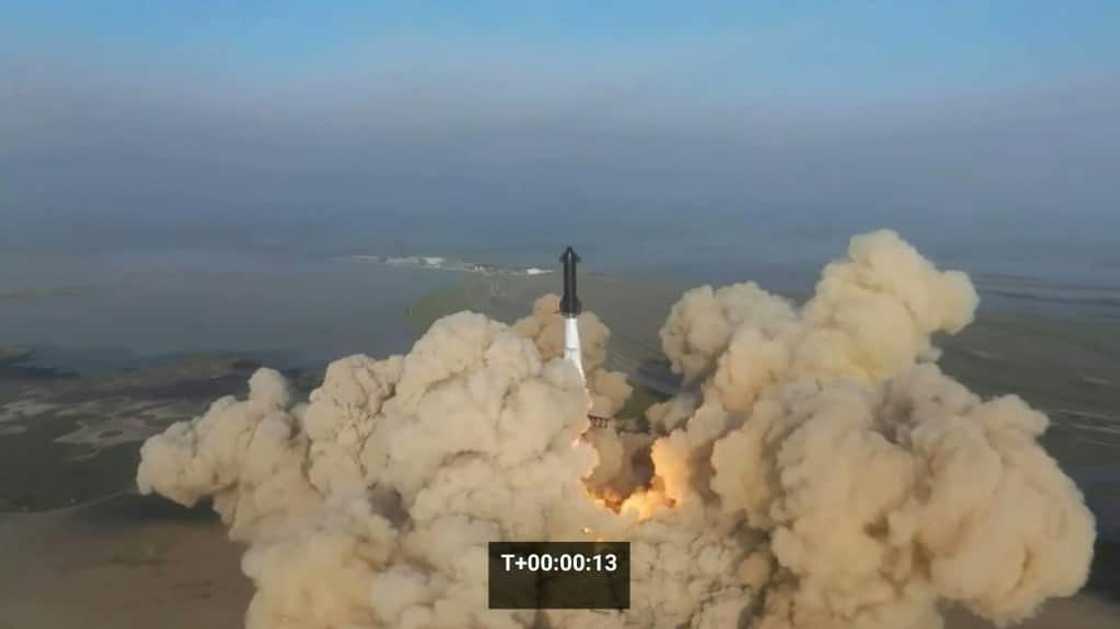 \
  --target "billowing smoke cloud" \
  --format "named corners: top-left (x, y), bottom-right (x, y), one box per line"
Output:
top-left (137, 229), bottom-right (1094, 628)
top-left (512, 293), bottom-right (633, 419)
